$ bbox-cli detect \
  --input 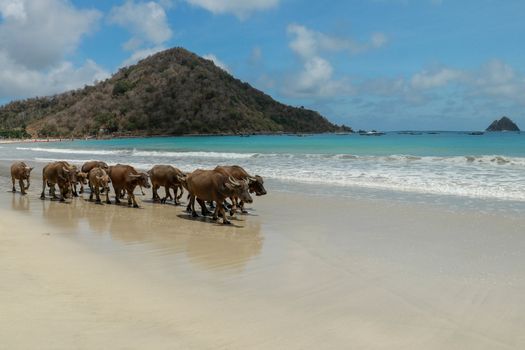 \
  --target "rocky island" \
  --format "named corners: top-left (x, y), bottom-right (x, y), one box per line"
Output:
top-left (0, 48), bottom-right (350, 138)
top-left (486, 117), bottom-right (520, 132)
